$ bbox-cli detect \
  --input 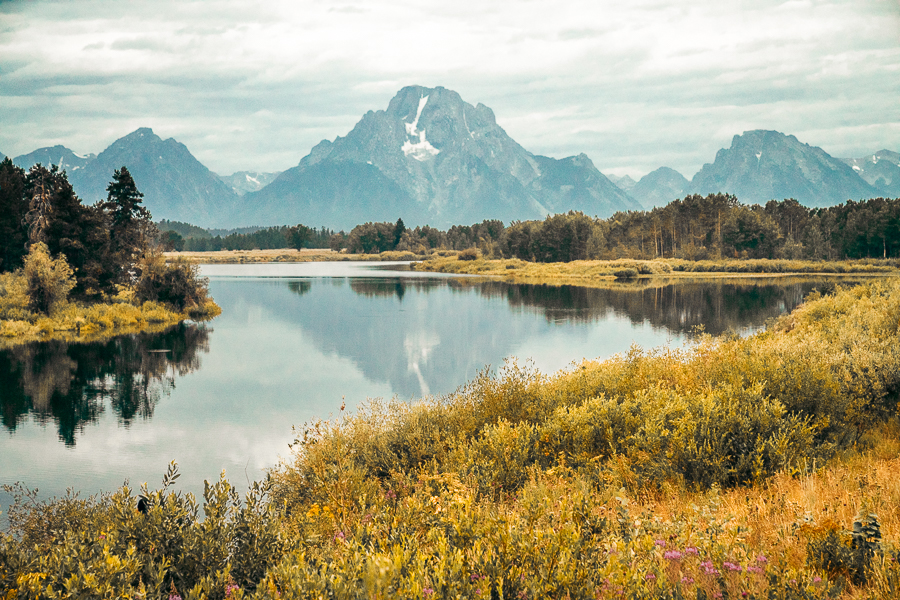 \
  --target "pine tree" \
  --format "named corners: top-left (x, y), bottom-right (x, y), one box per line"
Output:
top-left (101, 166), bottom-right (153, 284)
